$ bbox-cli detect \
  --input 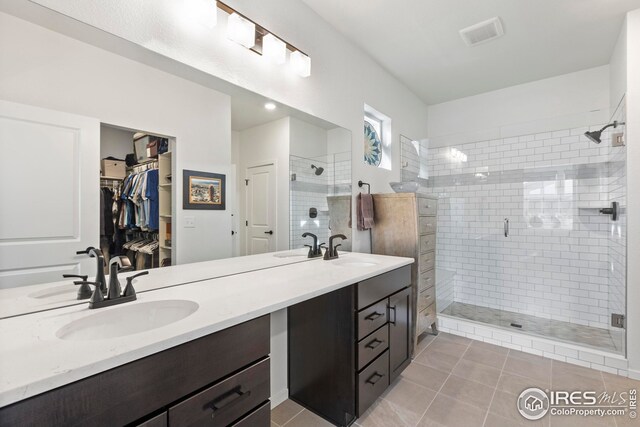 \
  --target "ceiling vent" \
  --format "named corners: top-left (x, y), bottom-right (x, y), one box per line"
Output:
top-left (459, 17), bottom-right (504, 47)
